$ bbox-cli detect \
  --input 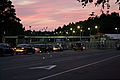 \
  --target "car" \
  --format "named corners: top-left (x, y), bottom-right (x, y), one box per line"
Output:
top-left (34, 44), bottom-right (46, 53)
top-left (53, 44), bottom-right (63, 51)
top-left (14, 44), bottom-right (35, 54)
top-left (0, 43), bottom-right (14, 56)
top-left (46, 44), bottom-right (53, 52)
top-left (116, 43), bottom-right (120, 50)
top-left (71, 43), bottom-right (86, 51)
